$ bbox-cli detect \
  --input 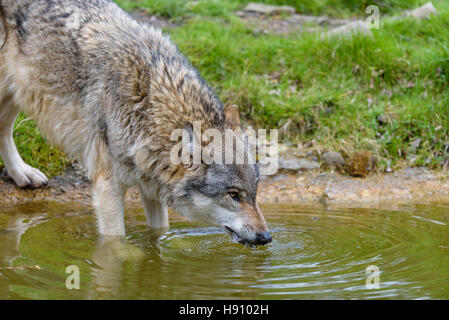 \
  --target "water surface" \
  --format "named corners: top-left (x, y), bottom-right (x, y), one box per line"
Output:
top-left (0, 202), bottom-right (448, 299)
